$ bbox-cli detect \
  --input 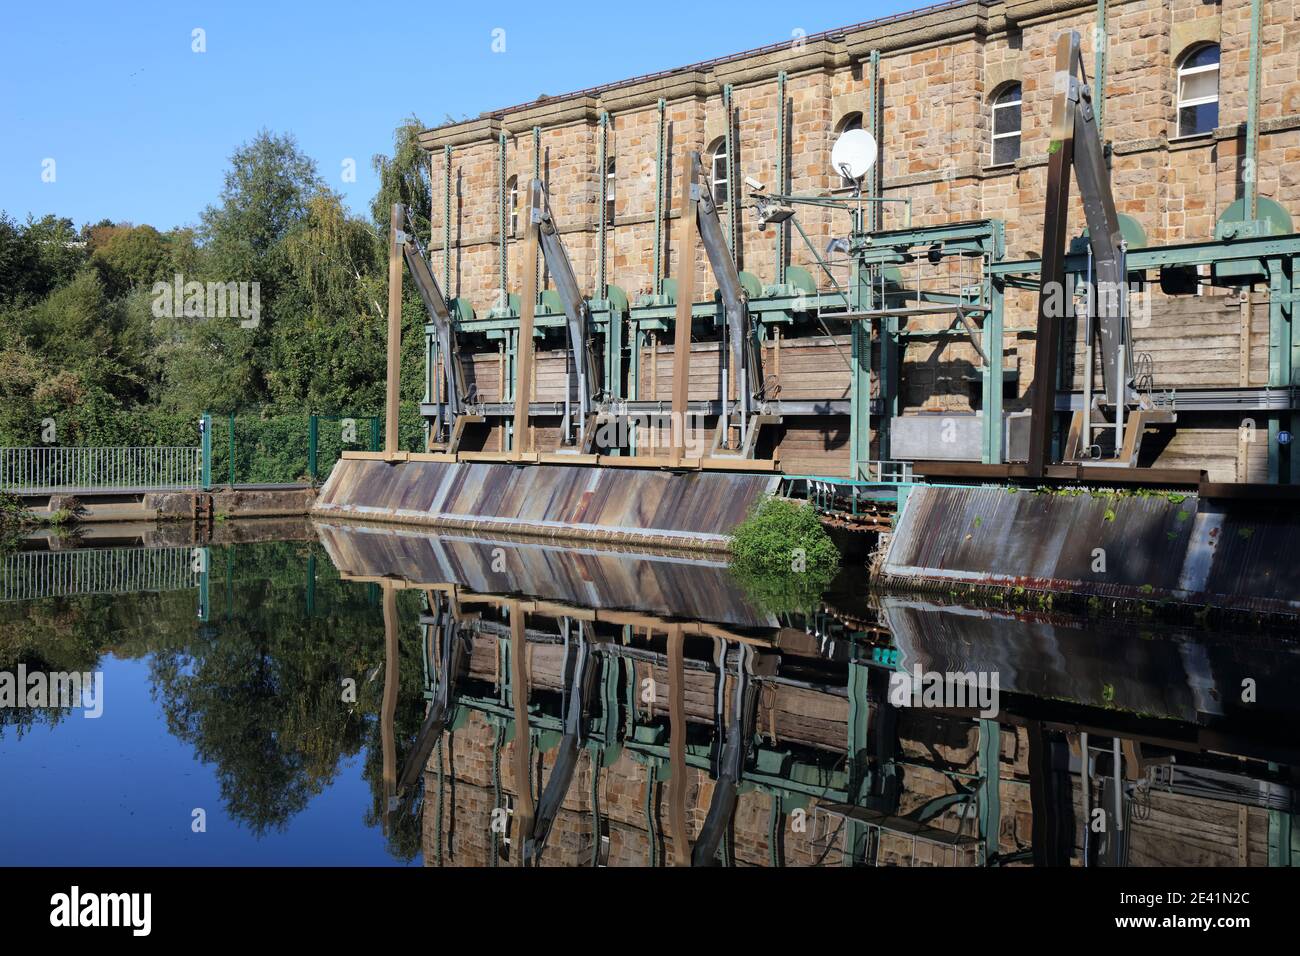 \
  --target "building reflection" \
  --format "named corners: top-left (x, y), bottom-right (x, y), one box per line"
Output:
top-left (319, 521), bottom-right (1300, 868)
